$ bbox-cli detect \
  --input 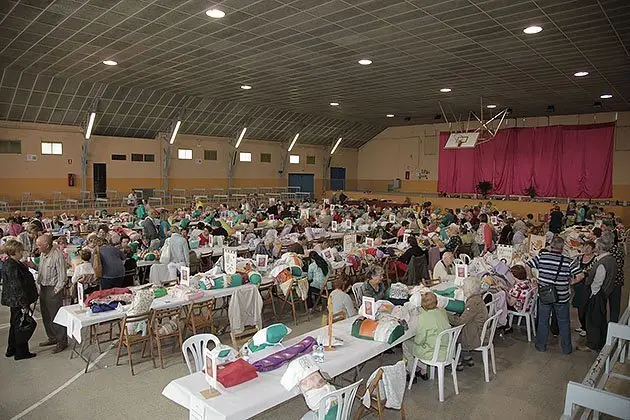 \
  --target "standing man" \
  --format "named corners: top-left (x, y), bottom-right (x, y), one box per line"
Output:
top-left (31, 234), bottom-right (68, 353)
top-left (608, 237), bottom-right (625, 323)
top-left (527, 236), bottom-right (581, 354)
